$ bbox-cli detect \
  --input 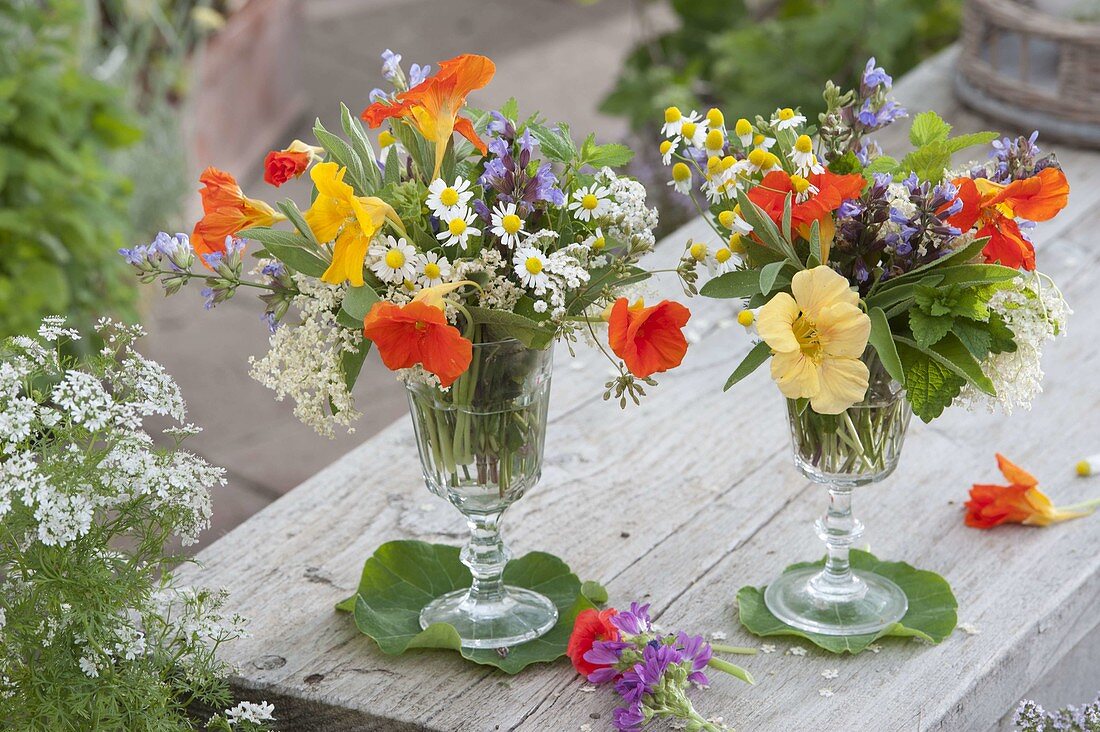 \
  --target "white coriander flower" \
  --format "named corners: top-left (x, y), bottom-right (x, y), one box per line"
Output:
top-left (772, 107), bottom-right (806, 131)
top-left (426, 176), bottom-right (473, 217)
top-left (225, 700), bottom-right (276, 725)
top-left (436, 208), bottom-right (480, 249)
top-left (368, 236), bottom-right (418, 284)
top-left (418, 251), bottom-right (451, 287)
top-left (78, 655), bottom-right (99, 678)
top-left (490, 202), bottom-right (526, 247)
top-left (513, 247), bottom-right (550, 290)
top-left (568, 185), bottom-right (611, 222)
